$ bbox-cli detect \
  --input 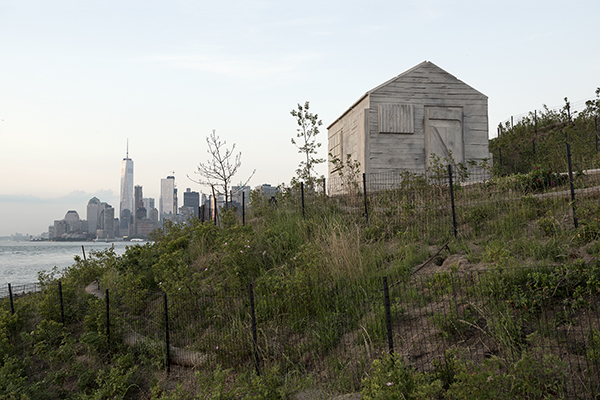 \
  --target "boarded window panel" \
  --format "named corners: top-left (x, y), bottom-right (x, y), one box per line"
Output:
top-left (329, 129), bottom-right (342, 160)
top-left (378, 104), bottom-right (414, 134)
